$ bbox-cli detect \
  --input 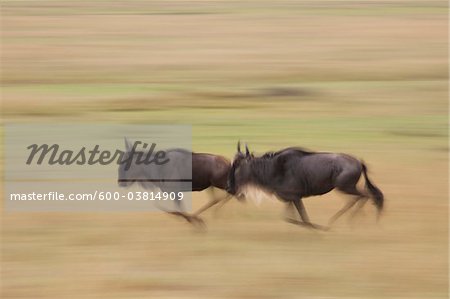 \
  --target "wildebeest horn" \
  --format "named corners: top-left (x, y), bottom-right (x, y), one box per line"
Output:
top-left (237, 140), bottom-right (241, 153)
top-left (245, 143), bottom-right (250, 157)
top-left (124, 137), bottom-right (132, 152)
